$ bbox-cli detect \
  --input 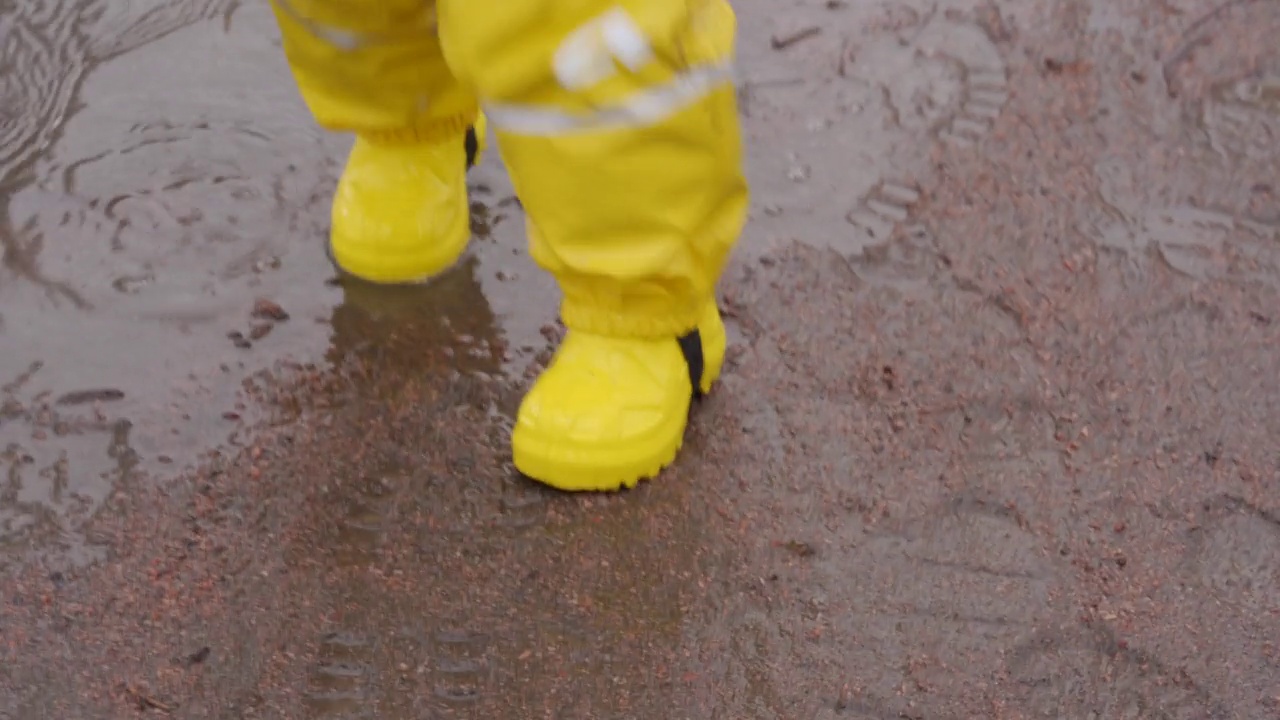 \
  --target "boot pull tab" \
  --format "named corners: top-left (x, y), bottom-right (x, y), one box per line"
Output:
top-left (464, 127), bottom-right (480, 169)
top-left (676, 329), bottom-right (705, 399)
